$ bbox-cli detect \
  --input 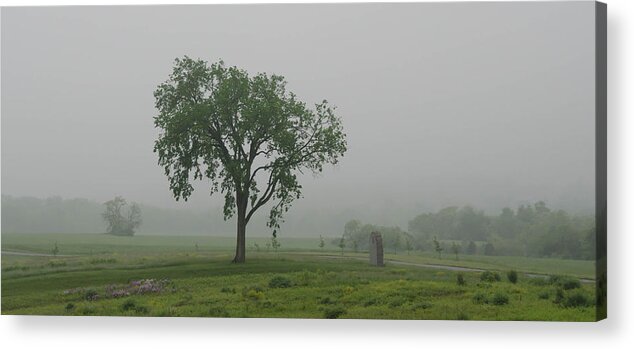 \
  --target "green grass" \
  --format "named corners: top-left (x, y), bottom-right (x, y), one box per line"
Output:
top-left (384, 252), bottom-right (595, 280)
top-left (1, 233), bottom-right (598, 320)
top-left (2, 233), bottom-right (594, 279)
top-left (1, 233), bottom-right (328, 255)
